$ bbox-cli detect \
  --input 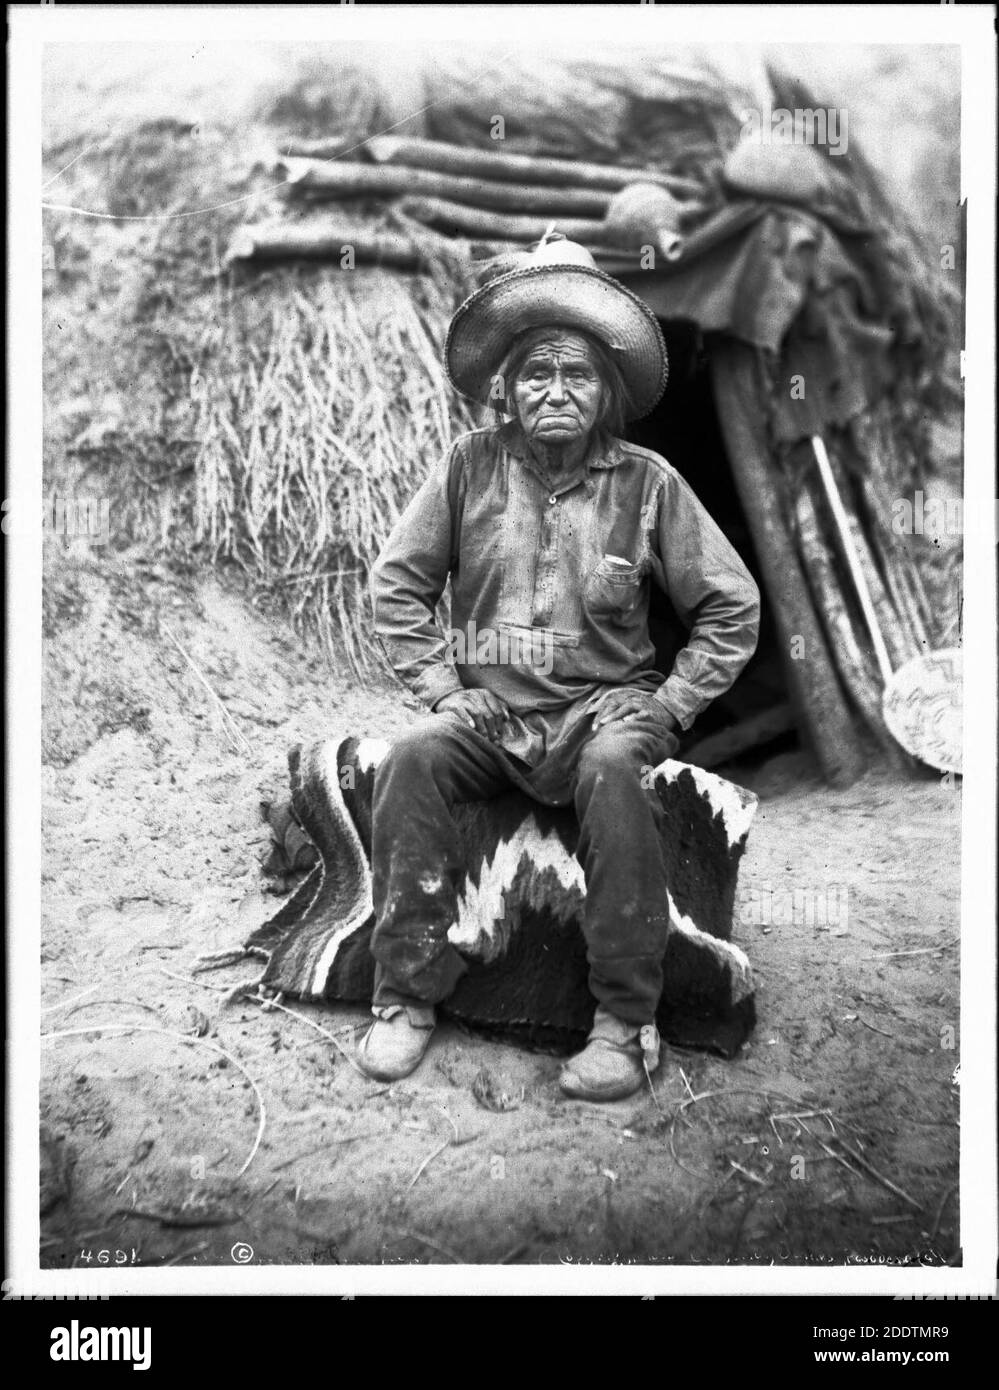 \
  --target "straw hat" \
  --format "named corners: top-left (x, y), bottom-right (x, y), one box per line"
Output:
top-left (444, 233), bottom-right (668, 420)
